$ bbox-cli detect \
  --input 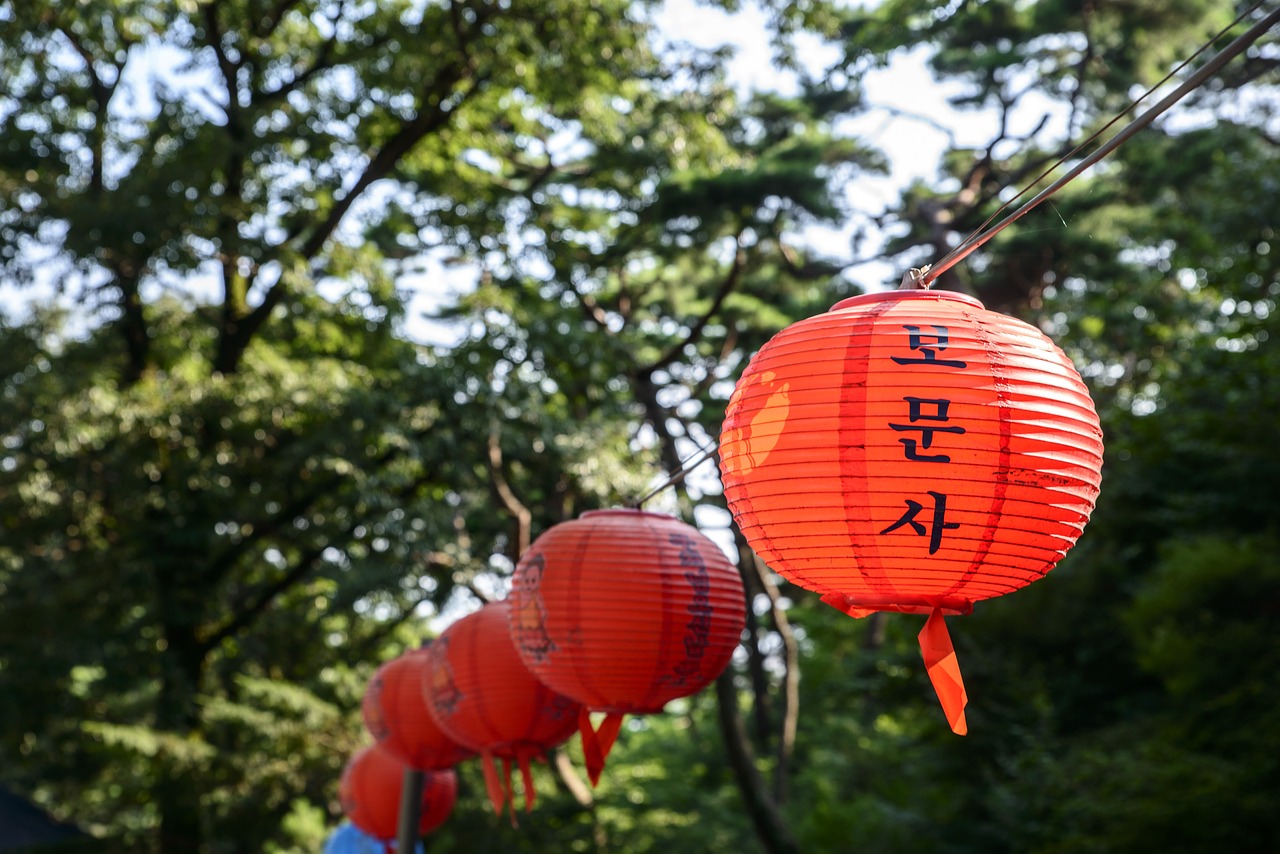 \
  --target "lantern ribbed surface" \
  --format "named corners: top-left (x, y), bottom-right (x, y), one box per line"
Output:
top-left (338, 744), bottom-right (456, 841)
top-left (719, 290), bottom-right (1103, 735)
top-left (362, 649), bottom-right (473, 771)
top-left (509, 509), bottom-right (746, 714)
top-left (720, 290), bottom-right (1103, 614)
top-left (423, 600), bottom-right (580, 814)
